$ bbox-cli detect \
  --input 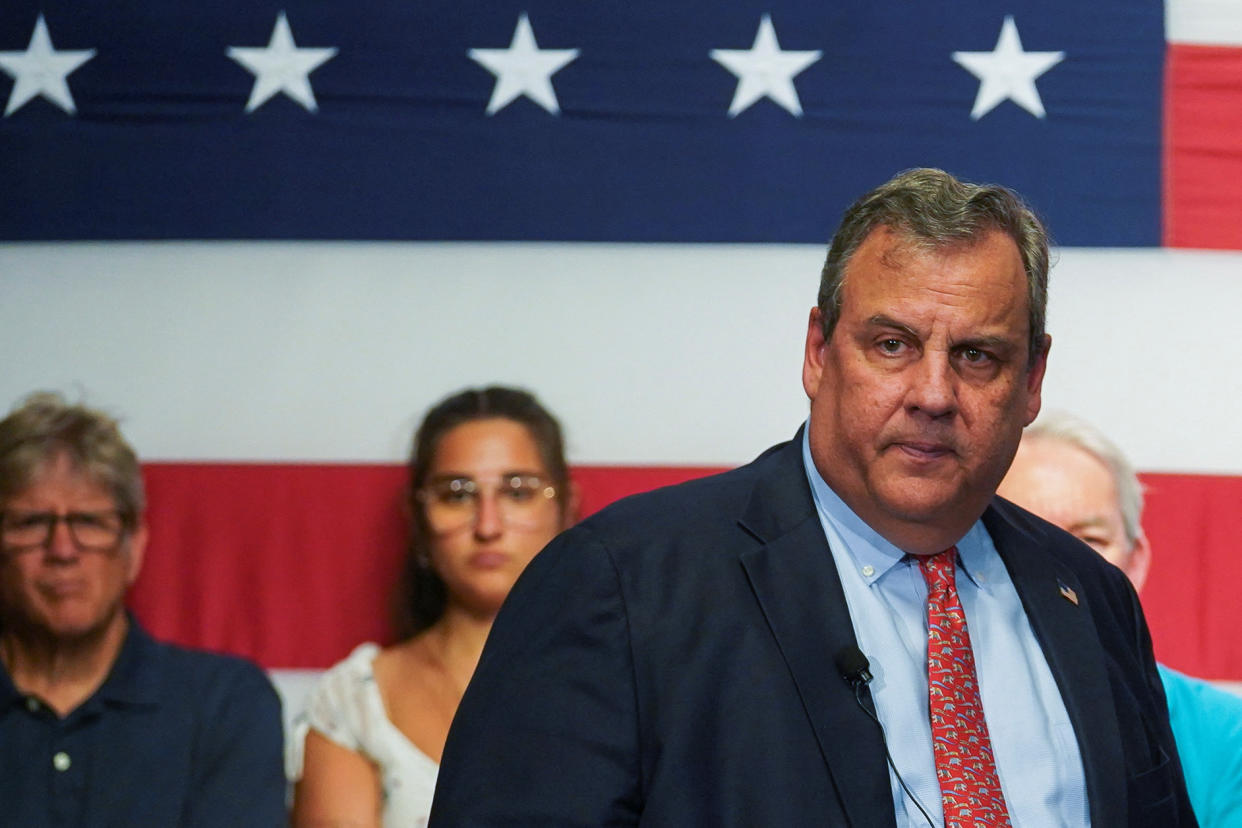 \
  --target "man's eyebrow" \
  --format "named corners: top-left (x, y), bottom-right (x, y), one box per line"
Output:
top-left (953, 334), bottom-right (1017, 352)
top-left (1069, 516), bottom-right (1111, 532)
top-left (865, 314), bottom-right (918, 337)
